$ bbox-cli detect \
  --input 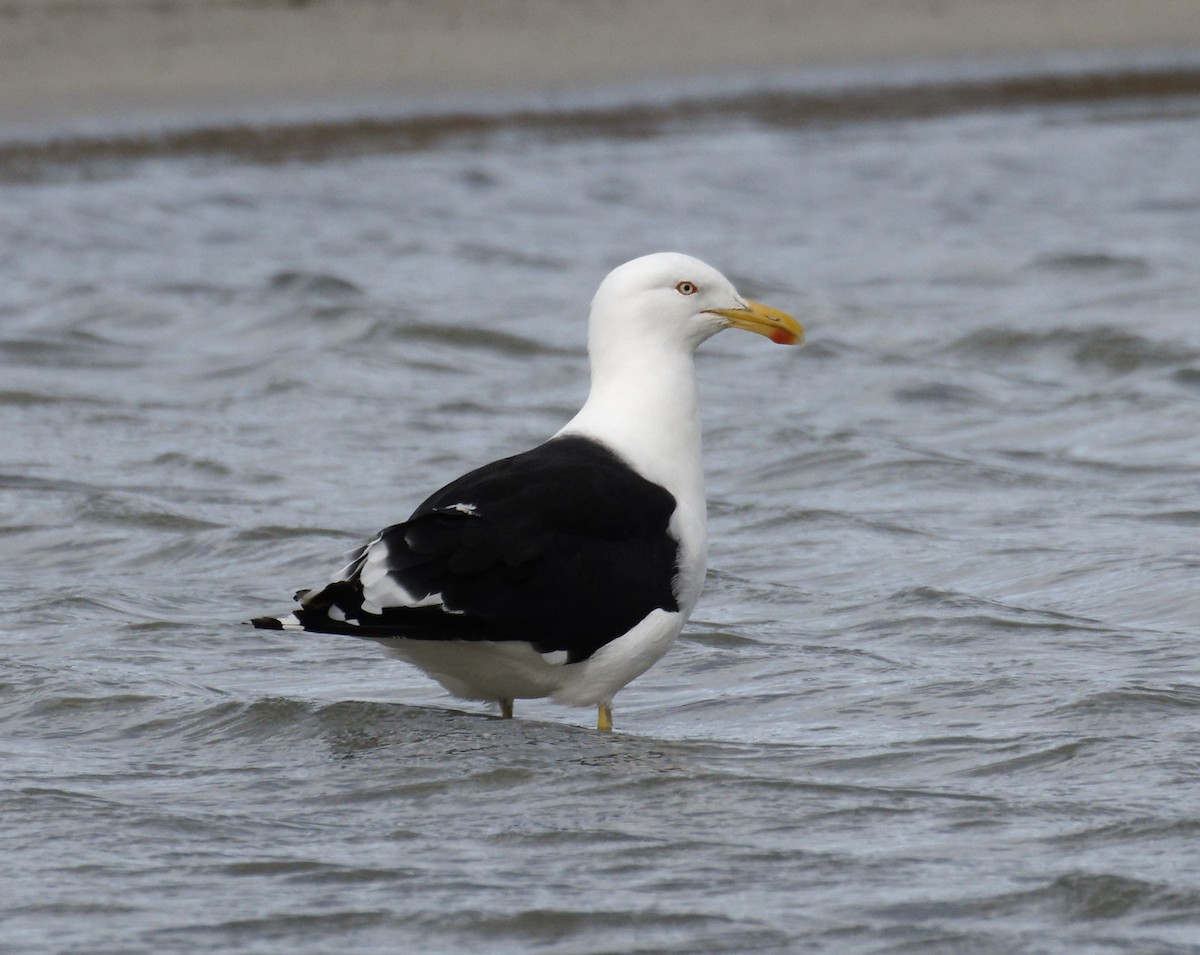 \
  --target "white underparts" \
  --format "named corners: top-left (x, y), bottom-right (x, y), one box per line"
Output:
top-left (372, 608), bottom-right (683, 707)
